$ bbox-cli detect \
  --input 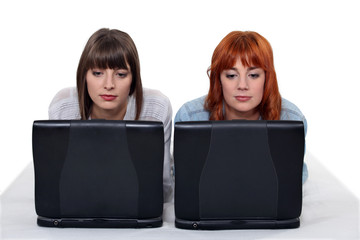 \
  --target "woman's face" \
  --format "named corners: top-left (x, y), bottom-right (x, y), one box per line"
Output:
top-left (86, 66), bottom-right (132, 120)
top-left (220, 58), bottom-right (265, 120)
